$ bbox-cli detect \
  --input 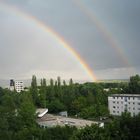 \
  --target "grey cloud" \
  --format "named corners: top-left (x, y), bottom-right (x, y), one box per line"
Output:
top-left (0, 0), bottom-right (140, 80)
